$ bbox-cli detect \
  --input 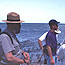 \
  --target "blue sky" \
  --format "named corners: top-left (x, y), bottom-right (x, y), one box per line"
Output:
top-left (0, 0), bottom-right (65, 23)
